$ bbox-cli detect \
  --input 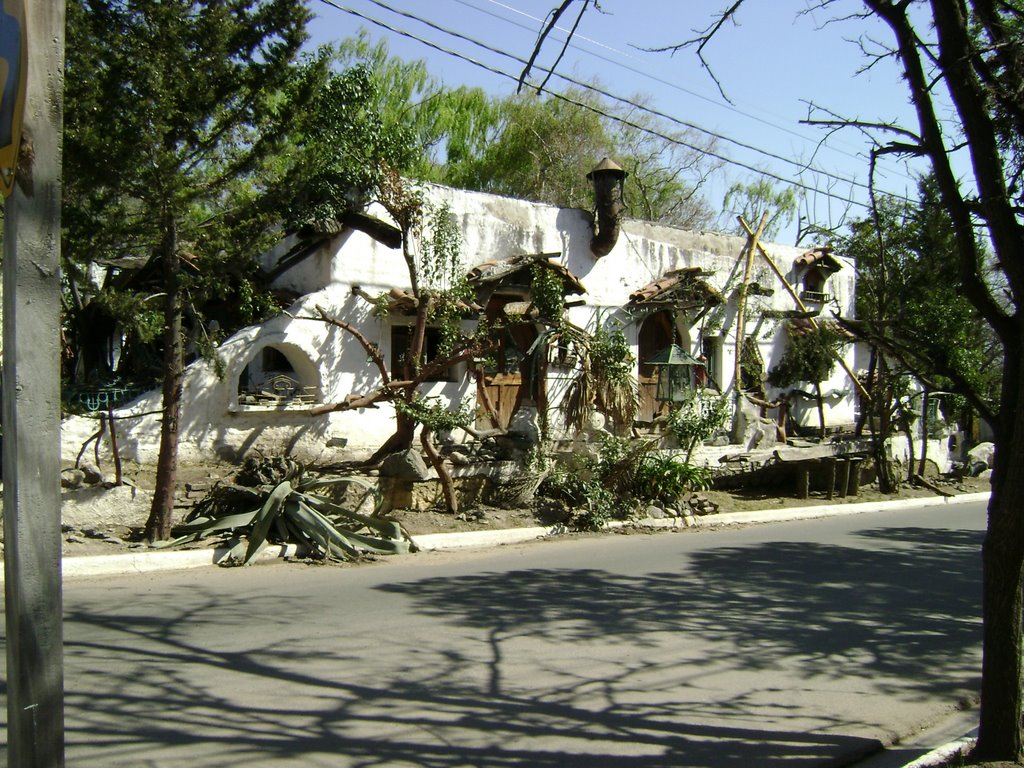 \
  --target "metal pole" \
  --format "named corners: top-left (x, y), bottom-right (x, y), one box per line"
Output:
top-left (3, 1), bottom-right (66, 766)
